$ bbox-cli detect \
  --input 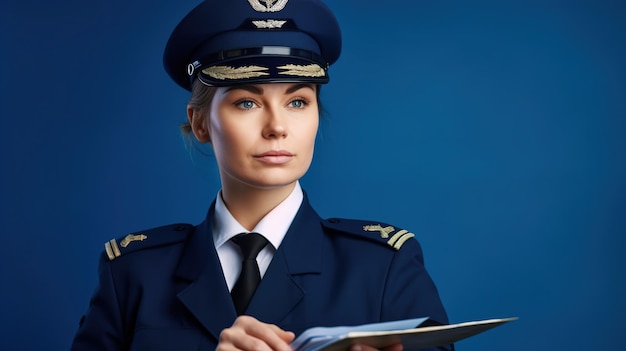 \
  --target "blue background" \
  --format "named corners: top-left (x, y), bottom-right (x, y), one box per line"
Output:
top-left (1, 0), bottom-right (624, 350)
